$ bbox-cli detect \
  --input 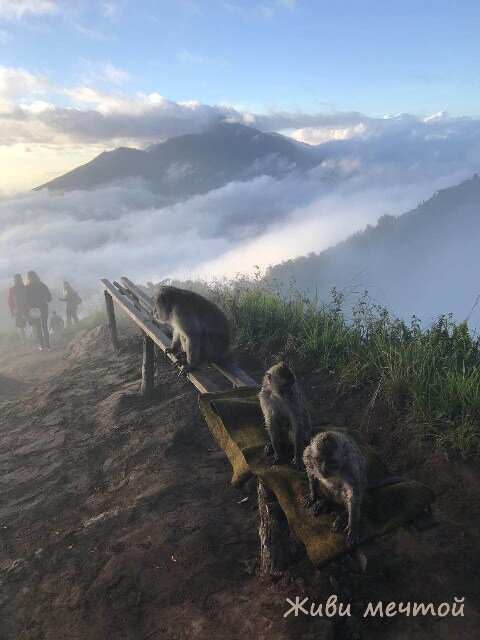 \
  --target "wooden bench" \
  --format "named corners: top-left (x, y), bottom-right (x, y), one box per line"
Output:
top-left (100, 277), bottom-right (438, 577)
